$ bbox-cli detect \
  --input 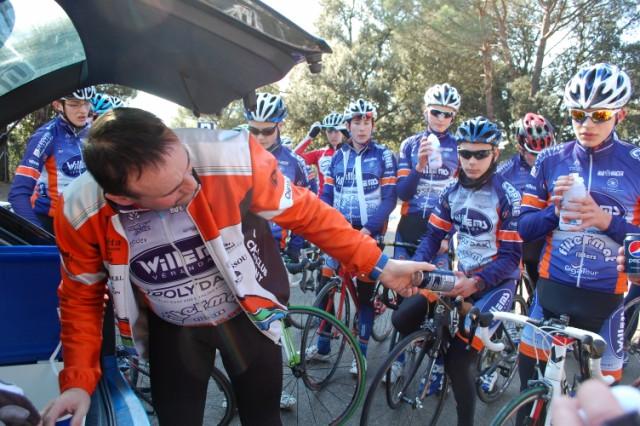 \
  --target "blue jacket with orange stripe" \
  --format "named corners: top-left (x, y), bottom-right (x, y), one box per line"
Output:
top-left (519, 135), bottom-right (640, 294)
top-left (413, 174), bottom-right (522, 291)
top-left (396, 129), bottom-right (458, 218)
top-left (320, 139), bottom-right (397, 236)
top-left (53, 128), bottom-right (385, 395)
top-left (9, 115), bottom-right (88, 225)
